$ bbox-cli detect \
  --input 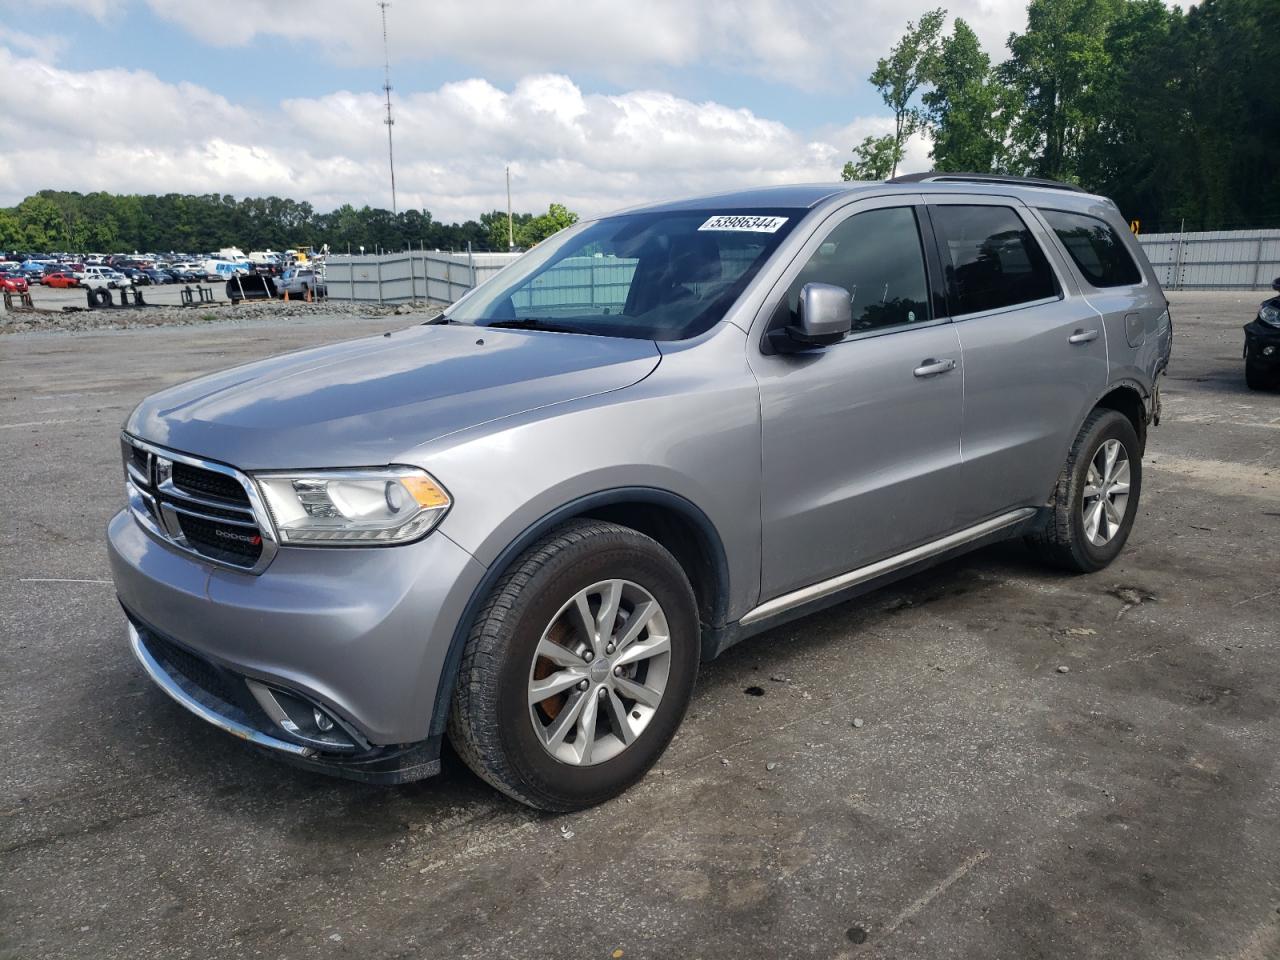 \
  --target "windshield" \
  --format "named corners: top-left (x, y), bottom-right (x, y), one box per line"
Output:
top-left (447, 208), bottom-right (802, 341)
